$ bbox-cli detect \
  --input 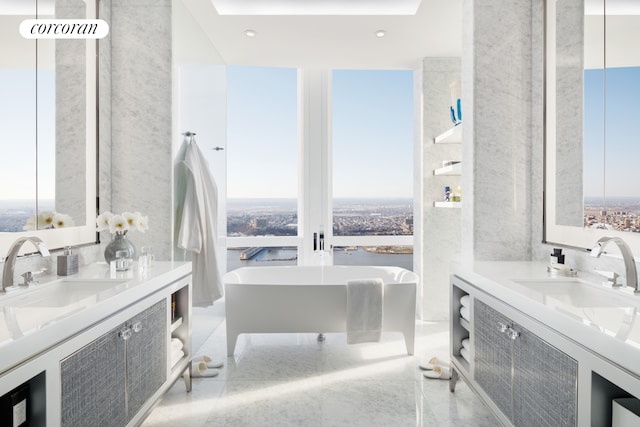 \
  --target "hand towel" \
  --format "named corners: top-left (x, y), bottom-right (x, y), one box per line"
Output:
top-left (171, 337), bottom-right (184, 353)
top-left (346, 278), bottom-right (384, 344)
top-left (460, 306), bottom-right (470, 322)
top-left (460, 347), bottom-right (470, 363)
top-left (462, 338), bottom-right (470, 350)
top-left (460, 294), bottom-right (470, 307)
